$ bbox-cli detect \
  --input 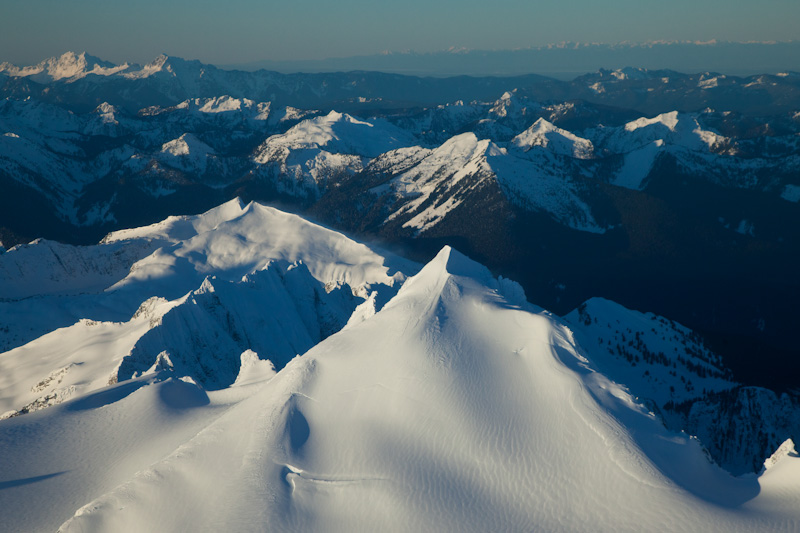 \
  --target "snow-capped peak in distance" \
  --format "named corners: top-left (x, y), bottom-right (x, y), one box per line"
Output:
top-left (184, 95), bottom-right (265, 116)
top-left (0, 52), bottom-right (215, 84)
top-left (598, 66), bottom-right (677, 80)
top-left (256, 111), bottom-right (418, 160)
top-left (140, 96), bottom-right (294, 129)
top-left (159, 133), bottom-right (216, 172)
top-left (384, 132), bottom-right (500, 221)
top-left (599, 110), bottom-right (728, 153)
top-left (251, 111), bottom-right (419, 197)
top-left (0, 51), bottom-right (129, 83)
top-left (93, 101), bottom-right (118, 119)
top-left (625, 110), bottom-right (681, 132)
top-left (120, 53), bottom-right (205, 80)
top-left (512, 118), bottom-right (594, 159)
top-left (375, 132), bottom-right (605, 235)
top-left (161, 133), bottom-right (215, 158)
top-left (488, 89), bottom-right (538, 122)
